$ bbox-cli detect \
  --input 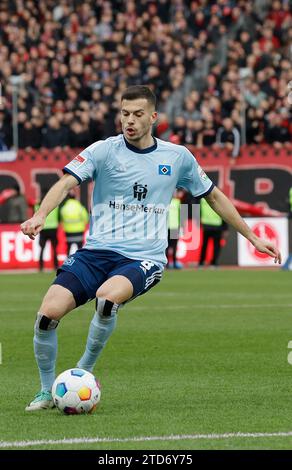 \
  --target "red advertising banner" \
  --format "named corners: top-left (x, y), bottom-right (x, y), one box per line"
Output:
top-left (0, 224), bottom-right (79, 270)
